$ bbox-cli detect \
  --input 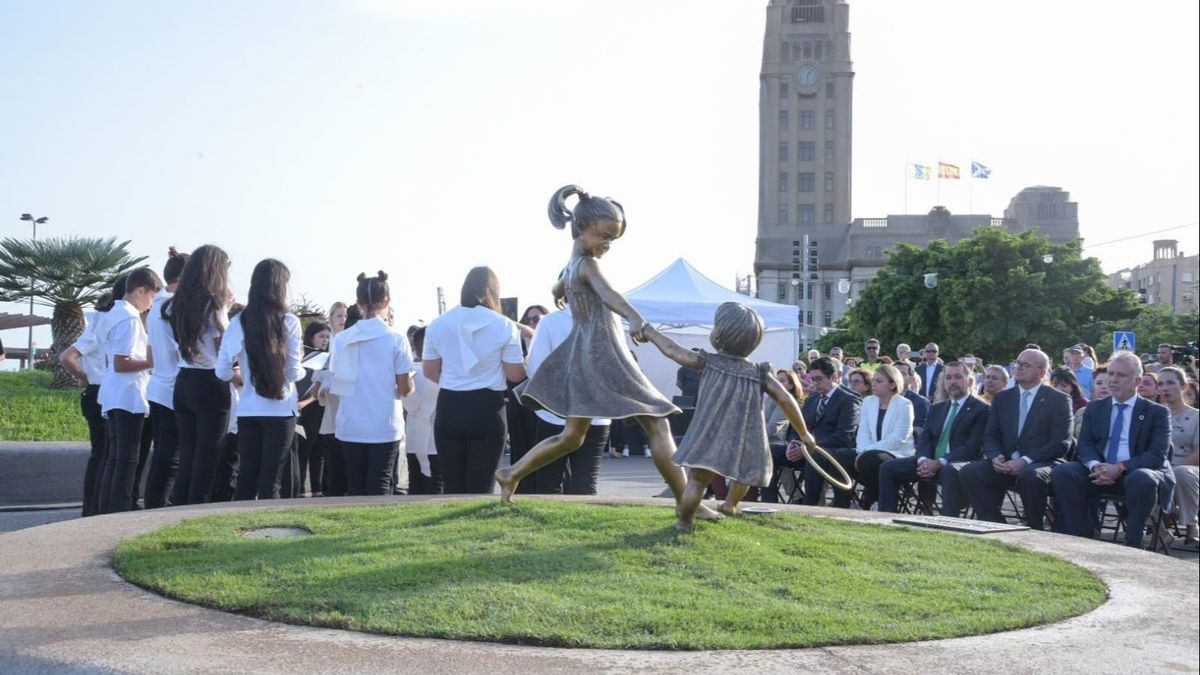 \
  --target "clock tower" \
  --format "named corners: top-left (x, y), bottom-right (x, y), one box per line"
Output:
top-left (754, 0), bottom-right (854, 312)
